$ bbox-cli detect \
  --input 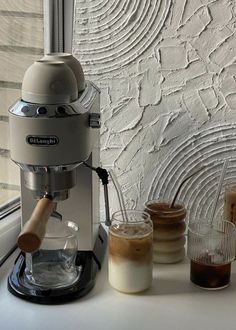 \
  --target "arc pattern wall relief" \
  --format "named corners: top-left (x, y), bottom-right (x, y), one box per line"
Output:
top-left (74, 0), bottom-right (236, 219)
top-left (149, 124), bottom-right (236, 223)
top-left (73, 0), bottom-right (171, 74)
